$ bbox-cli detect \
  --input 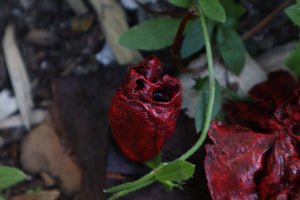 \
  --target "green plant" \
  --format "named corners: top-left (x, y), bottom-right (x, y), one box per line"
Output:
top-left (119, 0), bottom-right (246, 75)
top-left (105, 0), bottom-right (300, 199)
top-left (0, 166), bottom-right (26, 200)
top-left (285, 0), bottom-right (300, 78)
top-left (26, 186), bottom-right (42, 195)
